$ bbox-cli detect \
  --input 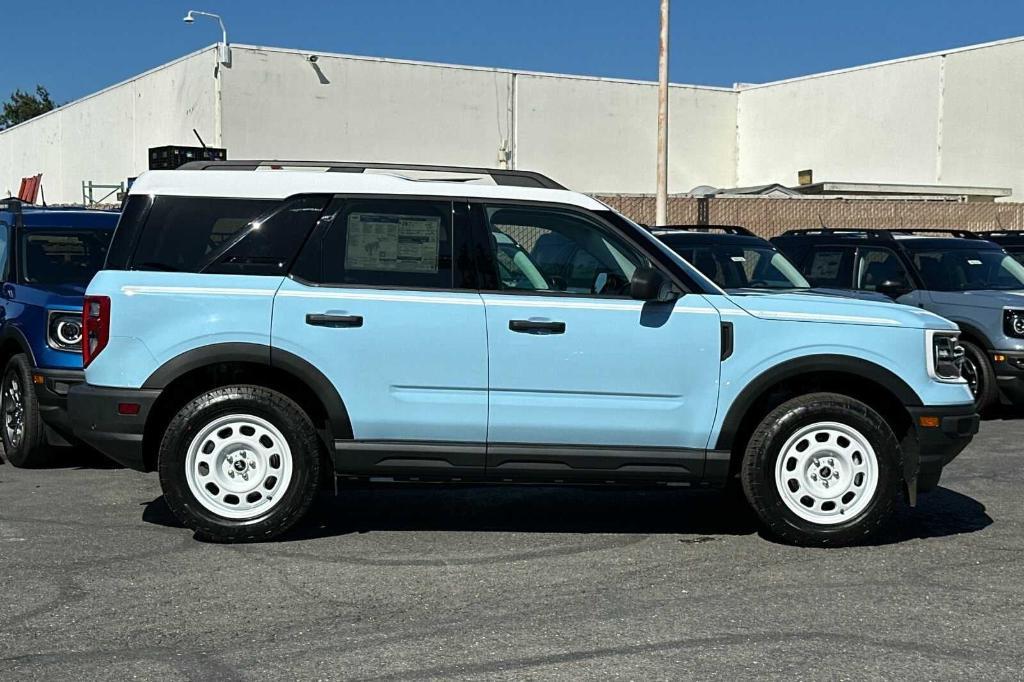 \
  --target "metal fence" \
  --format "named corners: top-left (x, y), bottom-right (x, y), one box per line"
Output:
top-left (594, 195), bottom-right (1024, 238)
